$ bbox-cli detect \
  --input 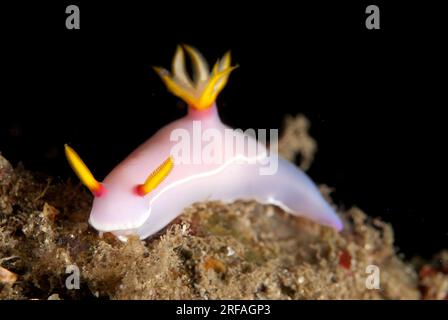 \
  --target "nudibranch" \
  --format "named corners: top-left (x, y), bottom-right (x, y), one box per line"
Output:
top-left (65, 45), bottom-right (343, 241)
